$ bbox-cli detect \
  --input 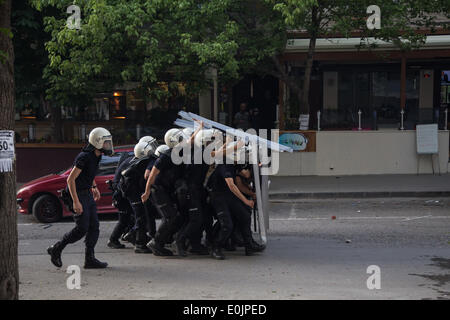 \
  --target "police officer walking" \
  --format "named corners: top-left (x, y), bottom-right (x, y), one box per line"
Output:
top-left (47, 127), bottom-right (114, 269)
